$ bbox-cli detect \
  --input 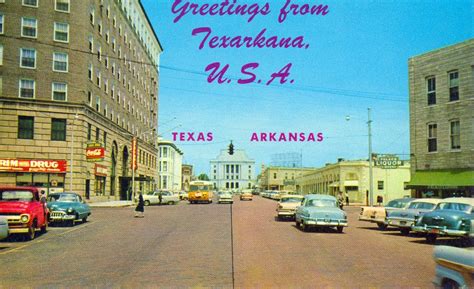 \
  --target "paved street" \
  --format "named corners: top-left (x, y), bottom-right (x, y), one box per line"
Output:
top-left (0, 196), bottom-right (451, 288)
